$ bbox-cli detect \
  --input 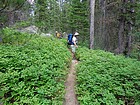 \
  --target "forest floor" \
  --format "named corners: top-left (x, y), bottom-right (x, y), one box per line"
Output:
top-left (63, 59), bottom-right (79, 105)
